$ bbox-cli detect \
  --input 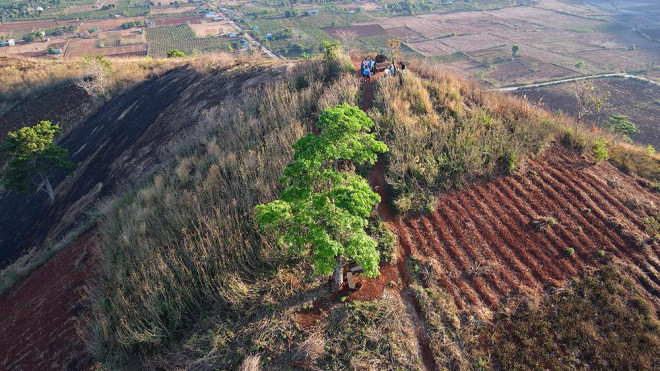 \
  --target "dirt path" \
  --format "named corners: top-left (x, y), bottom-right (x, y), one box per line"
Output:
top-left (357, 62), bottom-right (437, 371)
